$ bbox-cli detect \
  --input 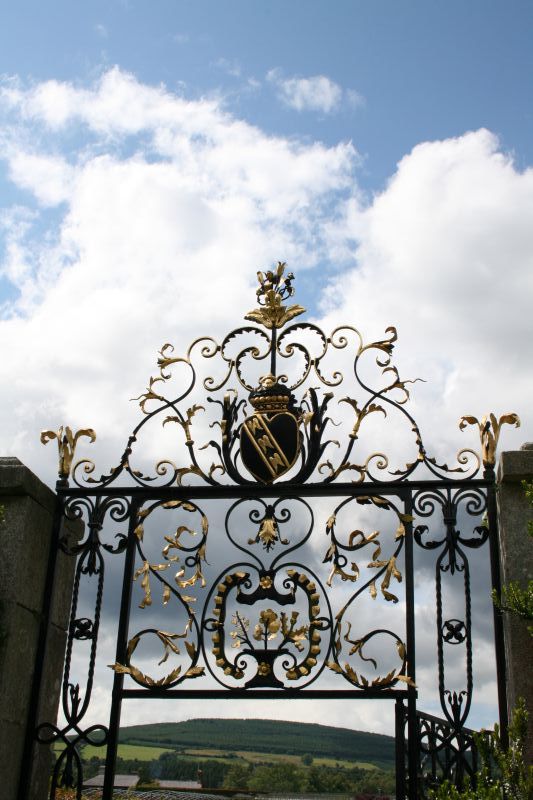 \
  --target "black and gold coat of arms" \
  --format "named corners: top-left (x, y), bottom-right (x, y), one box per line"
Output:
top-left (240, 376), bottom-right (300, 483)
